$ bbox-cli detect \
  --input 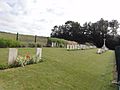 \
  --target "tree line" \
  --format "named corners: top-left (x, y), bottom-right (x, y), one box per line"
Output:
top-left (50, 18), bottom-right (120, 50)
